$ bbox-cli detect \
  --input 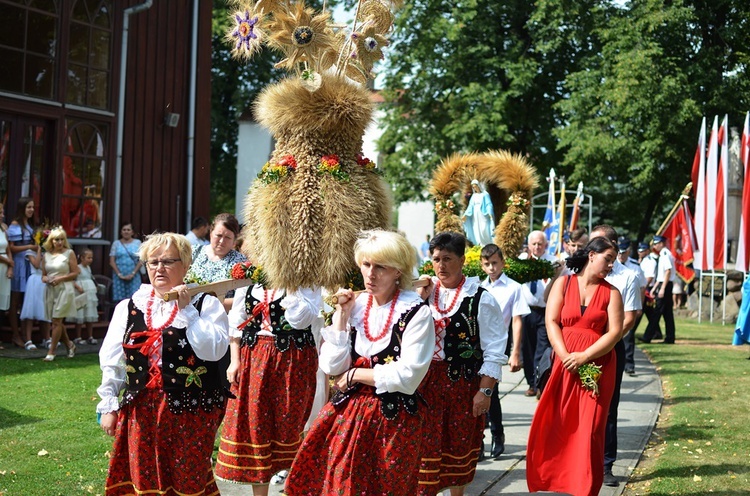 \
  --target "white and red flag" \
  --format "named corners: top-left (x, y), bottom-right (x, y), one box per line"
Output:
top-left (736, 112), bottom-right (750, 273)
top-left (692, 117), bottom-right (707, 271)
